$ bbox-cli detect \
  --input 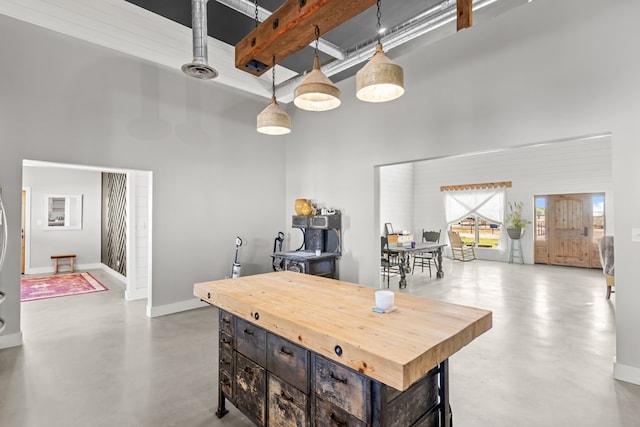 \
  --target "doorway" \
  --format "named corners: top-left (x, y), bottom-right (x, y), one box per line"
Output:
top-left (21, 160), bottom-right (152, 301)
top-left (534, 193), bottom-right (604, 268)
